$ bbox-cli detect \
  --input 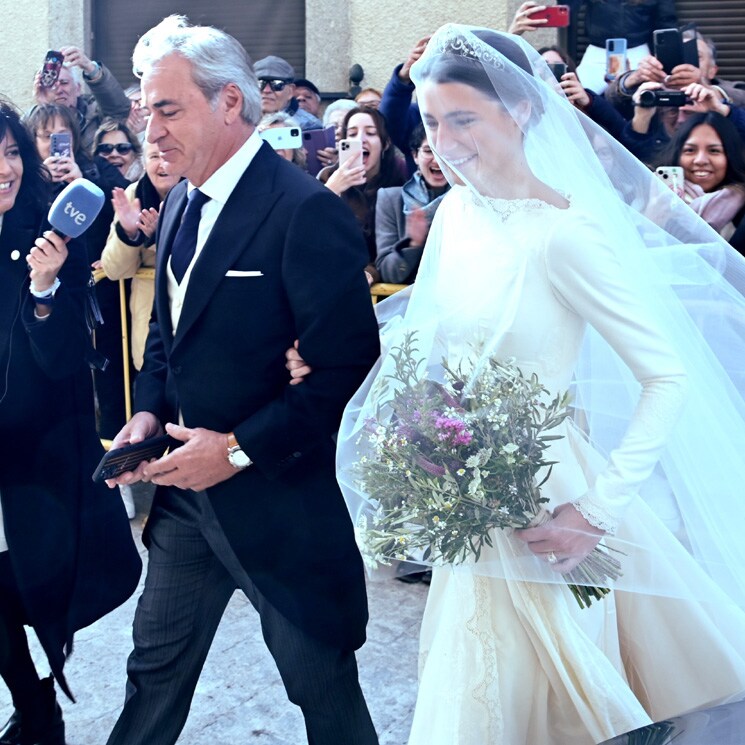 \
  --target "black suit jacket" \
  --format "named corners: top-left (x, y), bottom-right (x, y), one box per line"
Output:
top-left (135, 142), bottom-right (380, 650)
